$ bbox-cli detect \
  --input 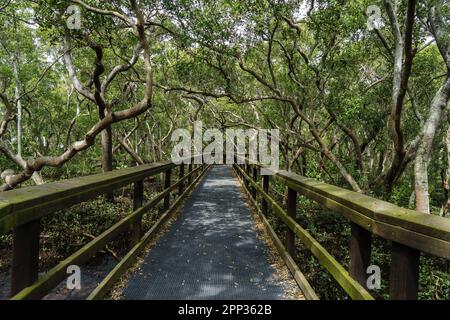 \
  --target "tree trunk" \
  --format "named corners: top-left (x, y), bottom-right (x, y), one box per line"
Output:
top-left (414, 77), bottom-right (450, 213)
top-left (102, 126), bottom-right (114, 202)
top-left (118, 137), bottom-right (145, 165)
top-left (101, 127), bottom-right (113, 172)
top-left (13, 55), bottom-right (22, 157)
top-left (443, 121), bottom-right (450, 217)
